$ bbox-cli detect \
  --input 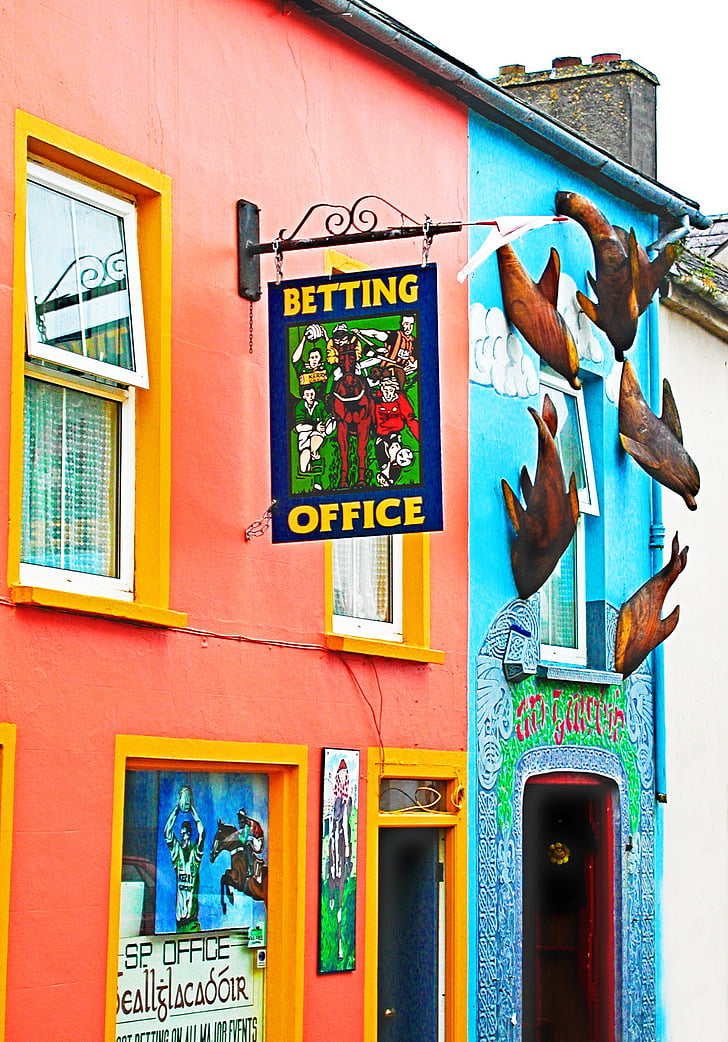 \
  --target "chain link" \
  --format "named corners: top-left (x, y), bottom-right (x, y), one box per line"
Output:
top-left (421, 216), bottom-right (433, 267)
top-left (273, 238), bottom-right (284, 283)
top-left (248, 300), bottom-right (254, 354)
